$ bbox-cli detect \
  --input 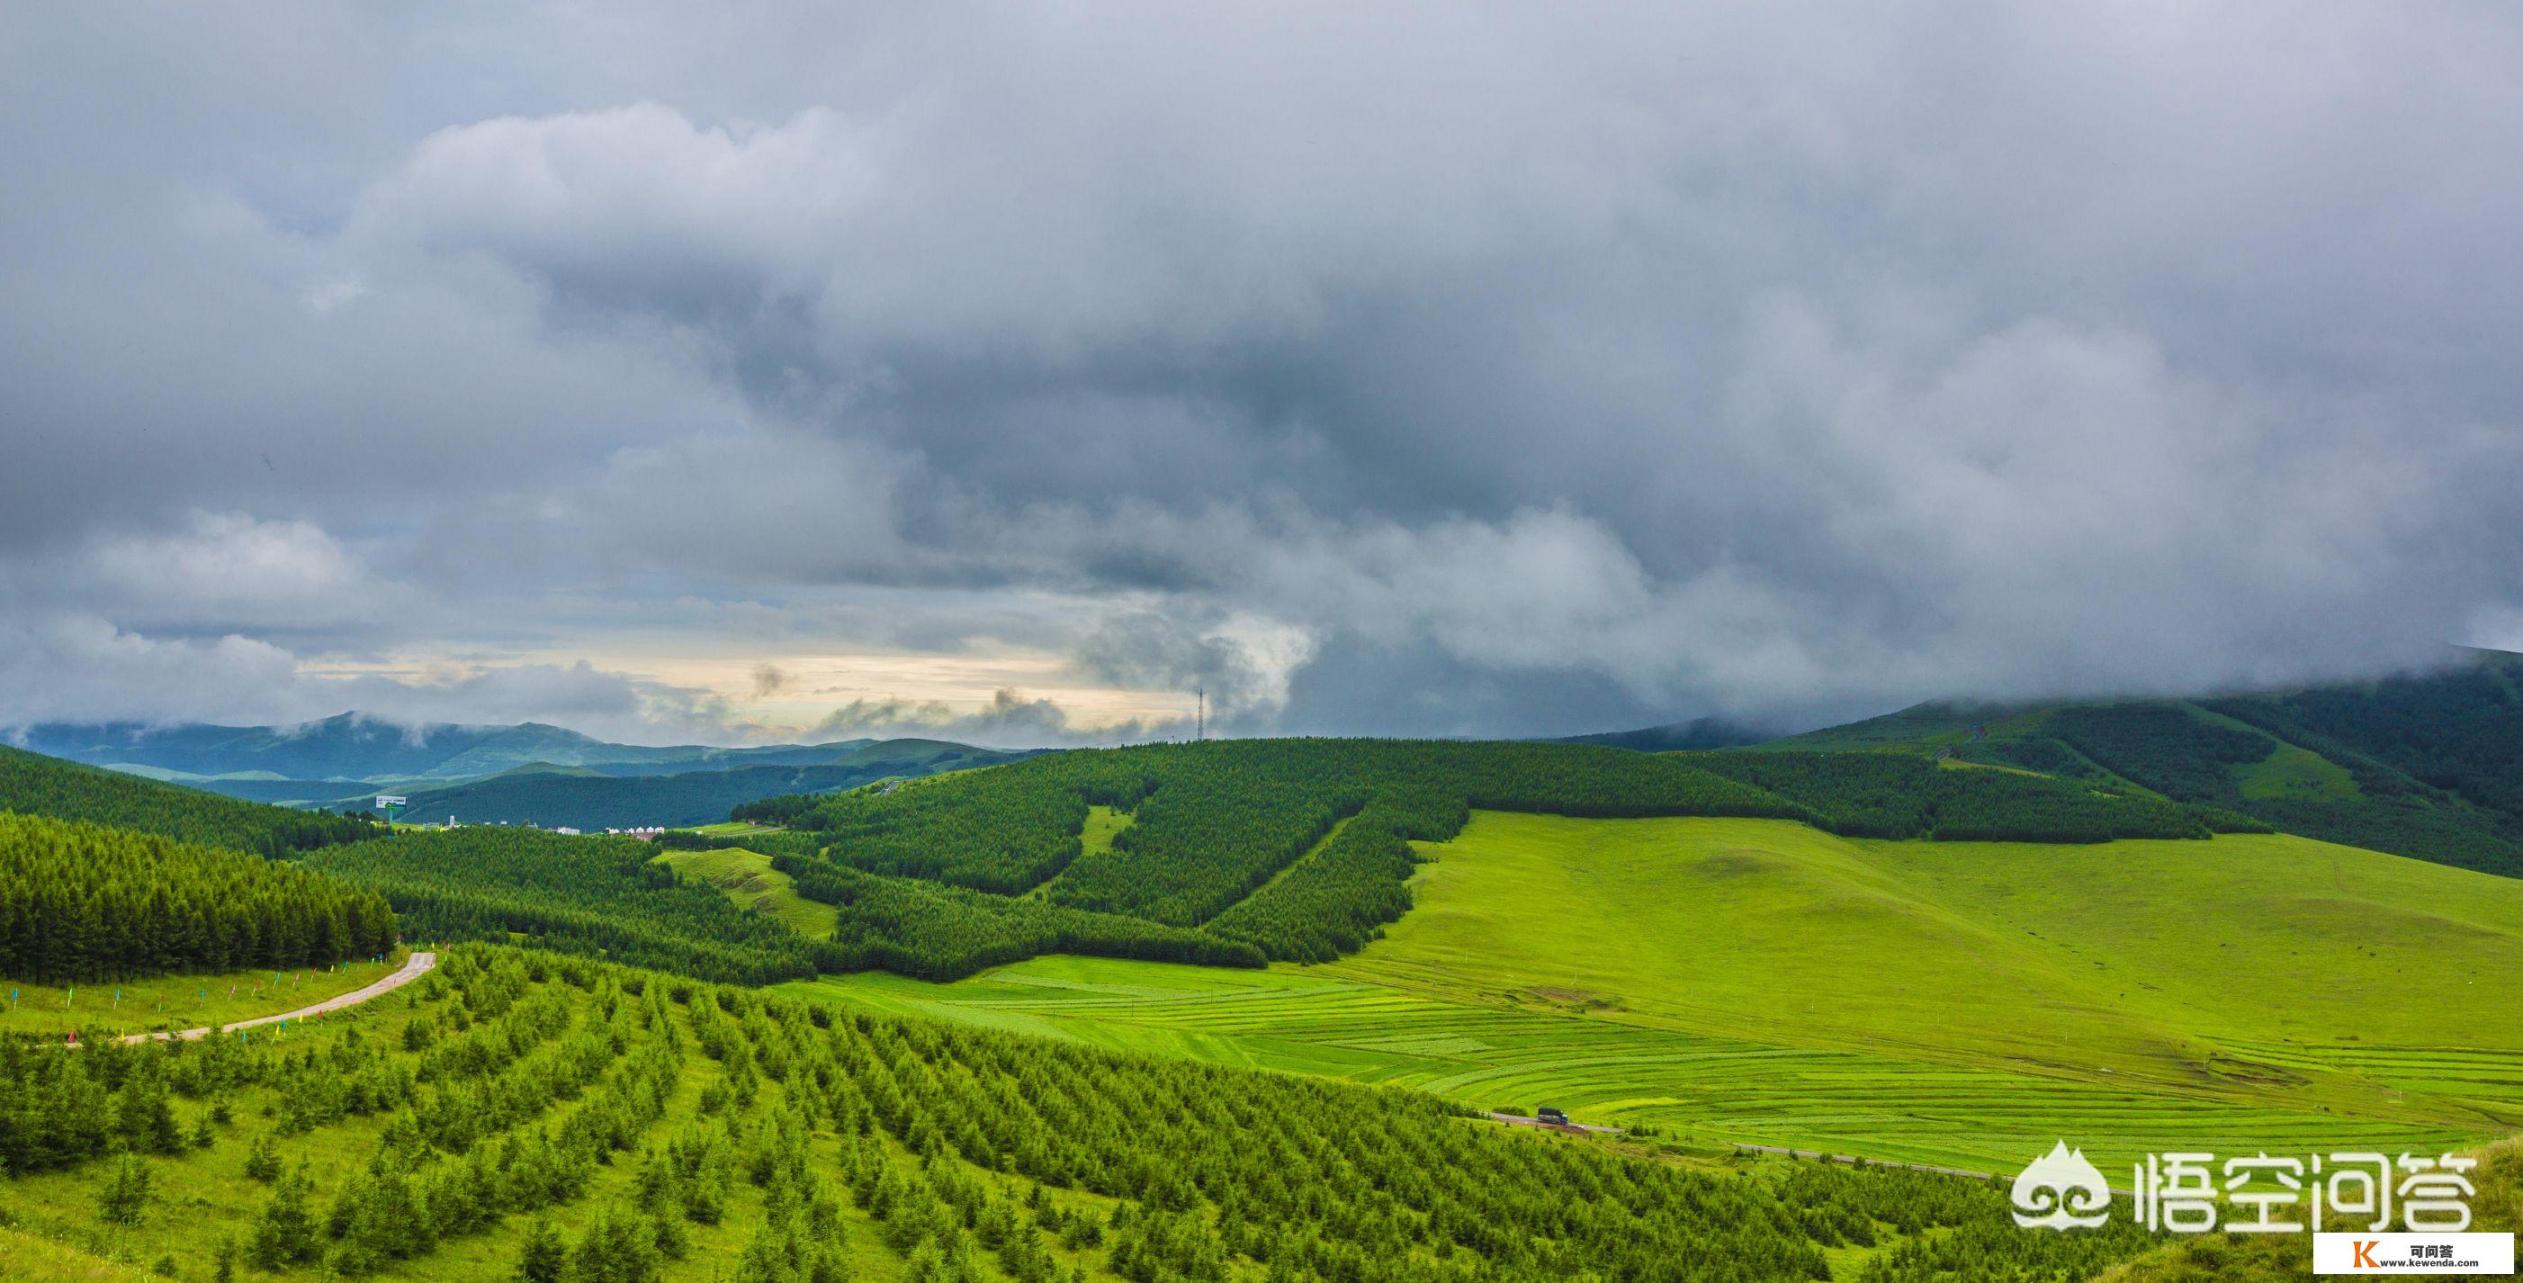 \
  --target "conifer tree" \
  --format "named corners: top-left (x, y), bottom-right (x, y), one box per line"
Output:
top-left (97, 1153), bottom-right (151, 1226)
top-left (515, 1216), bottom-right (568, 1283)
